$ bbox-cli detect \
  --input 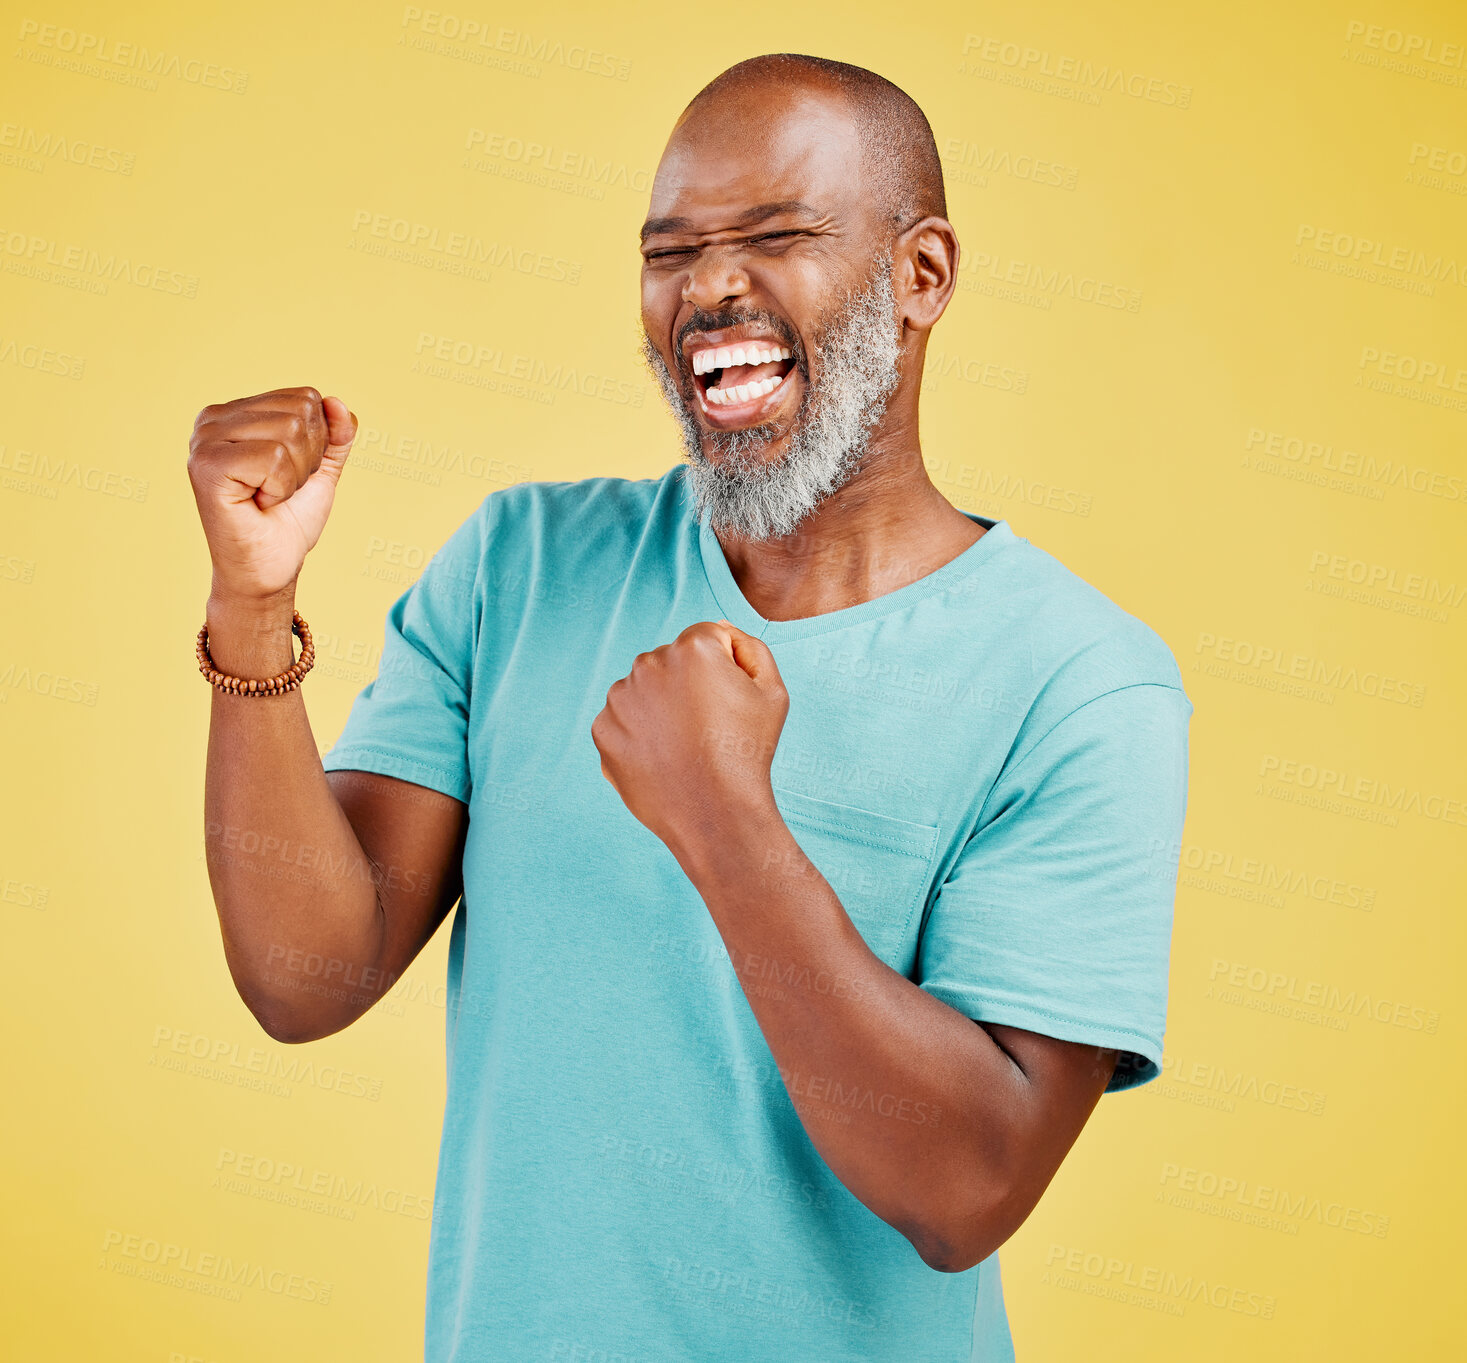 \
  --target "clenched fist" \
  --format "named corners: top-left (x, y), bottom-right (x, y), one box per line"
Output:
top-left (592, 620), bottom-right (790, 866)
top-left (187, 386), bottom-right (357, 603)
